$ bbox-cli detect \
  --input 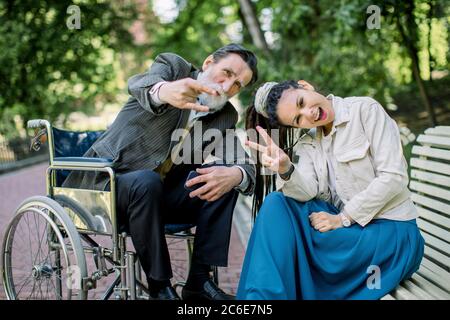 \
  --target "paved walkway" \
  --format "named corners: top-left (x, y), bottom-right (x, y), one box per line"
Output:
top-left (0, 163), bottom-right (250, 299)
